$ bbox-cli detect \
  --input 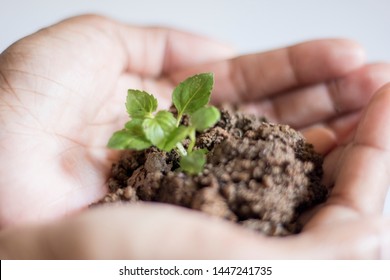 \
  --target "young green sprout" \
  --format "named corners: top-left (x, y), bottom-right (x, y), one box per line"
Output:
top-left (107, 73), bottom-right (220, 174)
